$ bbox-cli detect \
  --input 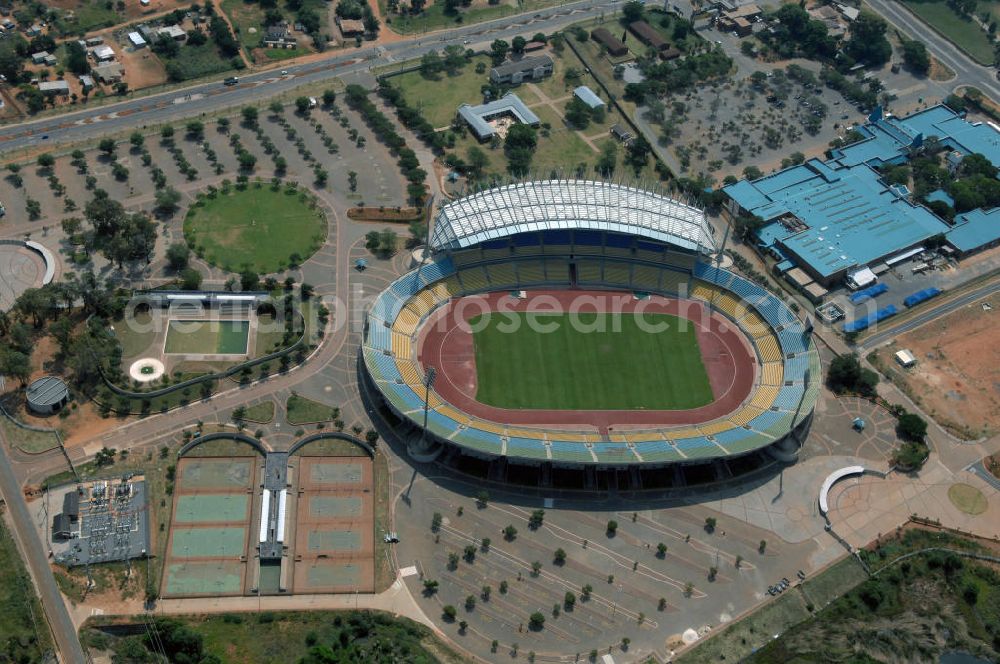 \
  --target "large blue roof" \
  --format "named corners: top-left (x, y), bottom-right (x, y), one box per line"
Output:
top-left (946, 207), bottom-right (1000, 252)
